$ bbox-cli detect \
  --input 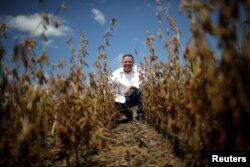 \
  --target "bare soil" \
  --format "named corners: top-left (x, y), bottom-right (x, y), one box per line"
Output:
top-left (44, 118), bottom-right (187, 167)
